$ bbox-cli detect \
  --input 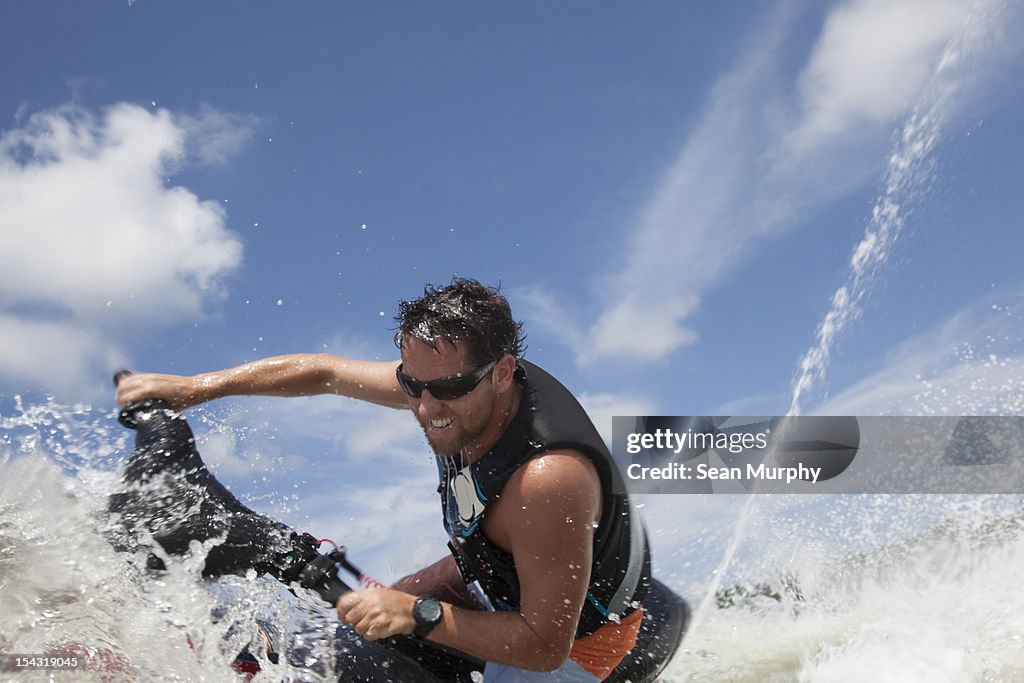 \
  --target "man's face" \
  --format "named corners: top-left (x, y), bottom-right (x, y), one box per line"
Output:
top-left (400, 337), bottom-right (497, 457)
